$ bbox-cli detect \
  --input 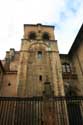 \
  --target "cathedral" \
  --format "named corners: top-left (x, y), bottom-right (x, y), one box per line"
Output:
top-left (0, 23), bottom-right (83, 125)
top-left (0, 23), bottom-right (83, 97)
